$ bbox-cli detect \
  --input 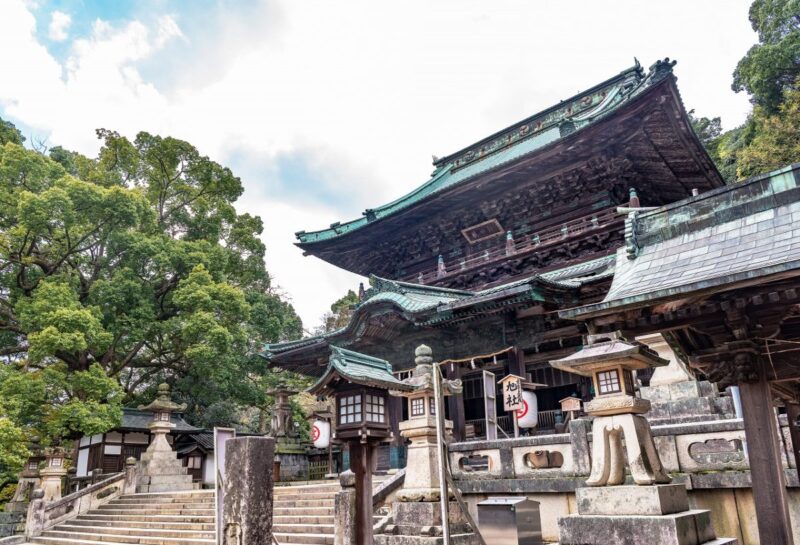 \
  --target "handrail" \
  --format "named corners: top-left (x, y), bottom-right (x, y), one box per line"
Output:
top-left (372, 469), bottom-right (405, 507)
top-left (43, 472), bottom-right (123, 512)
